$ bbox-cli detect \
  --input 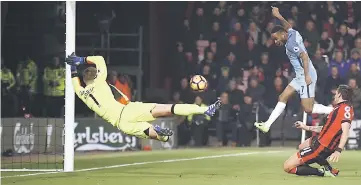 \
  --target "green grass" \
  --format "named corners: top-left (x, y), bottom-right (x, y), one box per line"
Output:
top-left (1, 148), bottom-right (361, 185)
